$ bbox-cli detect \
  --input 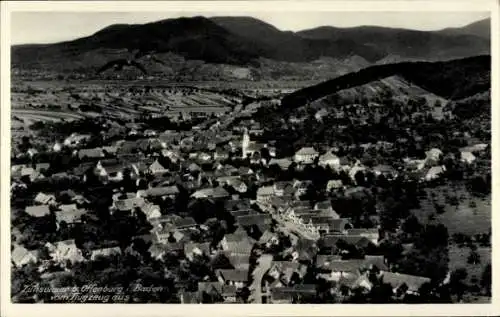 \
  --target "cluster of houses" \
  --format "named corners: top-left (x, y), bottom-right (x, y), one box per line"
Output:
top-left (10, 102), bottom-right (489, 304)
